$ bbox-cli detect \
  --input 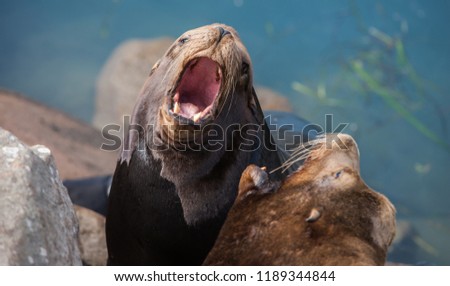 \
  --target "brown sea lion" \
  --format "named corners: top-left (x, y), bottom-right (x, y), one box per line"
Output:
top-left (106, 24), bottom-right (283, 265)
top-left (203, 133), bottom-right (396, 266)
